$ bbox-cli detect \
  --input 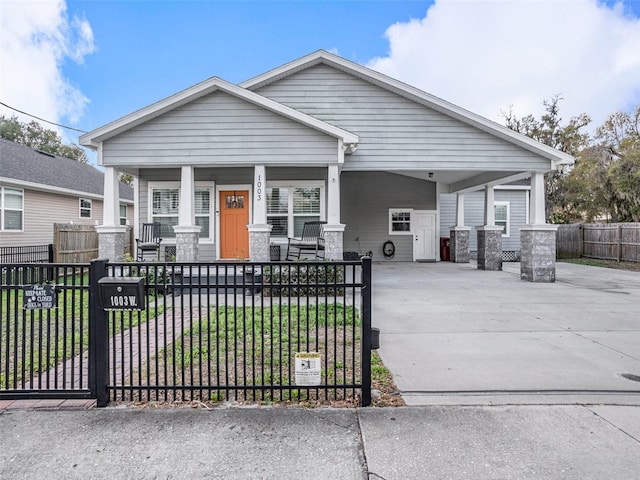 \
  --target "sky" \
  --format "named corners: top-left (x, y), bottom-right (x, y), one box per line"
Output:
top-left (1, 0), bottom-right (640, 165)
